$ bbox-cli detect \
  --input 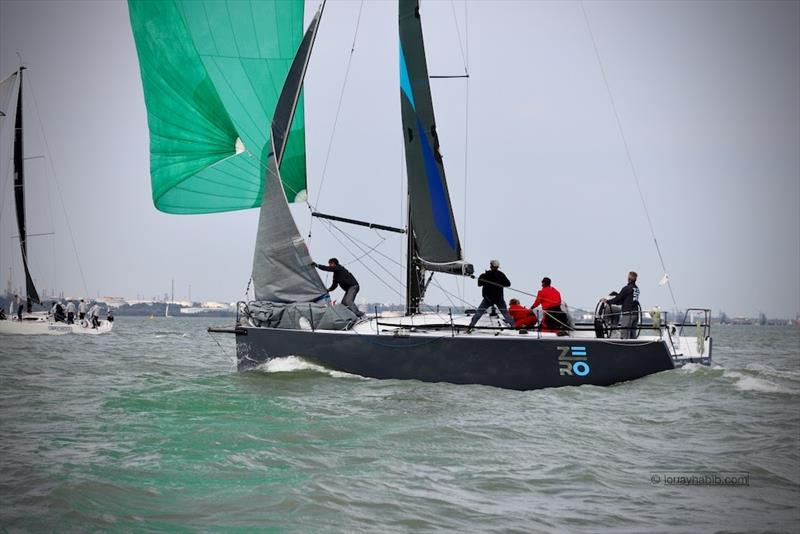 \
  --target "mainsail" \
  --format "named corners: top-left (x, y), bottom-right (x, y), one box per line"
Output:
top-left (399, 0), bottom-right (473, 278)
top-left (252, 4), bottom-right (327, 303)
top-left (0, 69), bottom-right (40, 306)
top-left (128, 0), bottom-right (308, 214)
